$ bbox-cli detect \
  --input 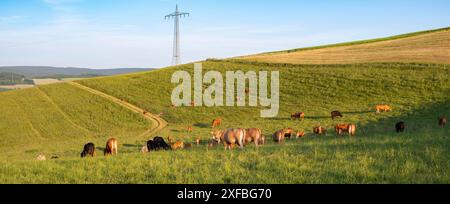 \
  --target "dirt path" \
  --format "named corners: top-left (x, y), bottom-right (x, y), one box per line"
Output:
top-left (68, 81), bottom-right (168, 138)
